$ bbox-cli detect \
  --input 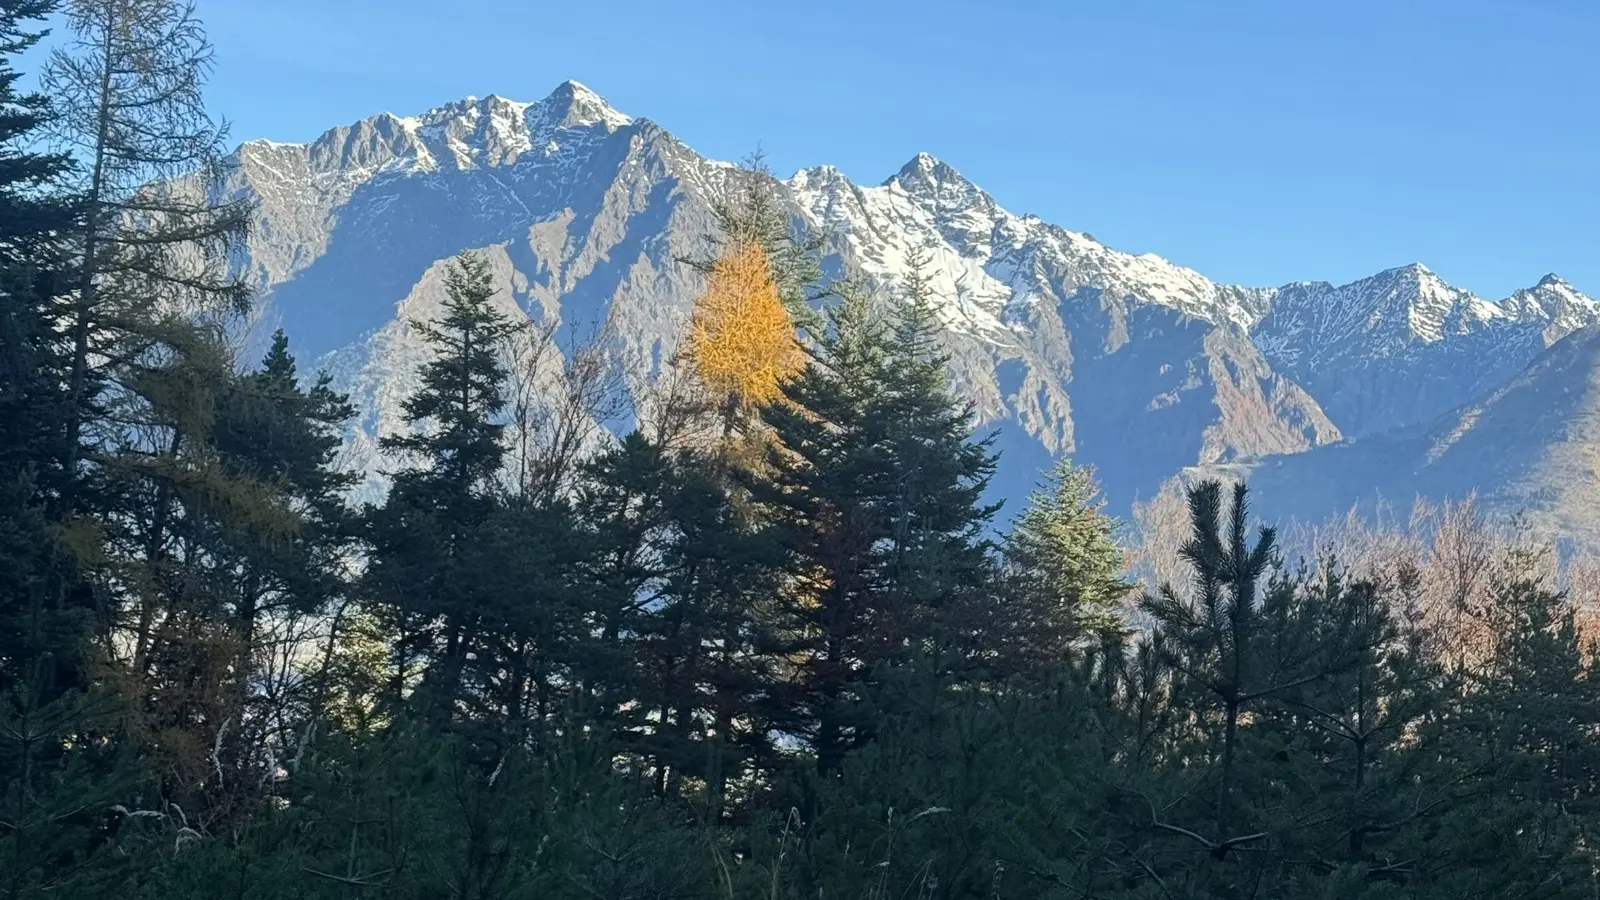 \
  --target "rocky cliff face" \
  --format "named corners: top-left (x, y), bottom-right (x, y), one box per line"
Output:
top-left (1201, 326), bottom-right (1600, 552)
top-left (213, 80), bottom-right (1600, 533)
